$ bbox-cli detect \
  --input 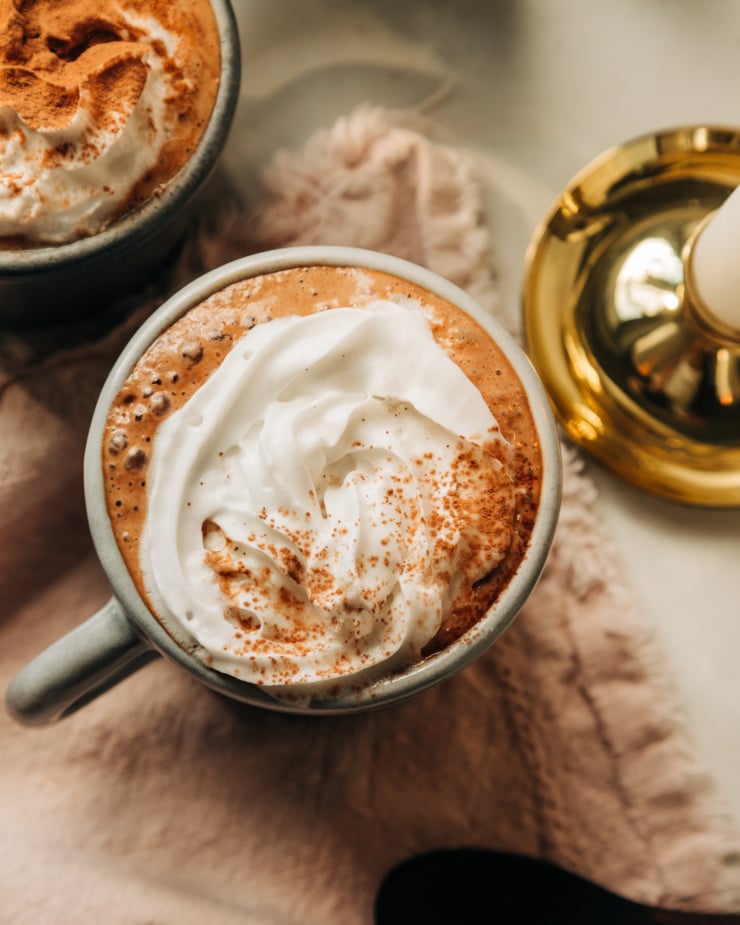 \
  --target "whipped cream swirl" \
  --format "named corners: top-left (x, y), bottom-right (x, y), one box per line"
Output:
top-left (0, 16), bottom-right (177, 244)
top-left (141, 300), bottom-right (517, 692)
